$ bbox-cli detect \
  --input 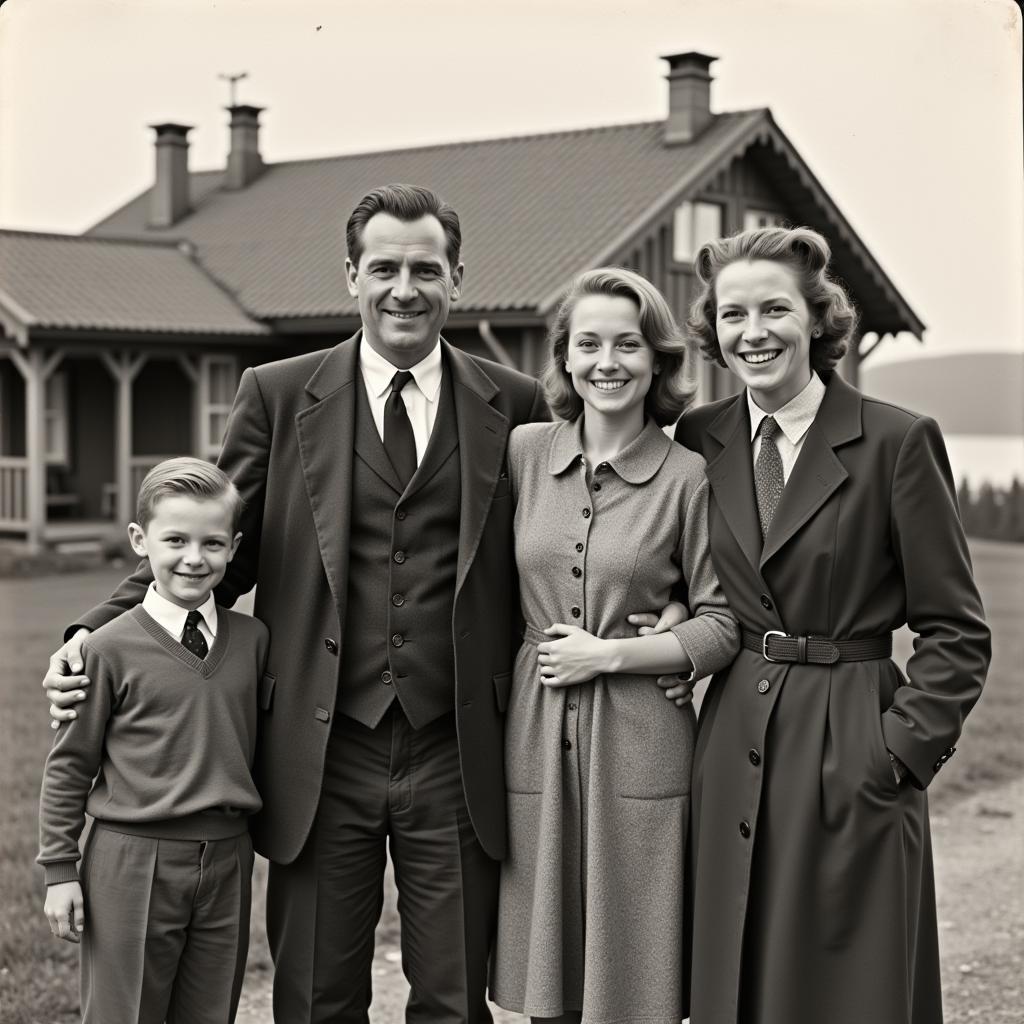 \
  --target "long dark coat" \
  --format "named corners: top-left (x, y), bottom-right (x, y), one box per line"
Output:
top-left (675, 373), bottom-right (990, 1024)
